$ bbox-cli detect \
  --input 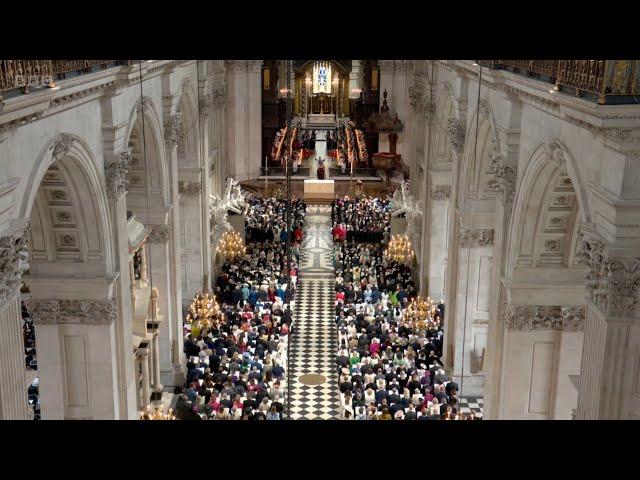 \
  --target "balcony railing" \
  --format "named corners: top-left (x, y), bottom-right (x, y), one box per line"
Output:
top-left (0, 60), bottom-right (124, 96)
top-left (479, 60), bottom-right (639, 104)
